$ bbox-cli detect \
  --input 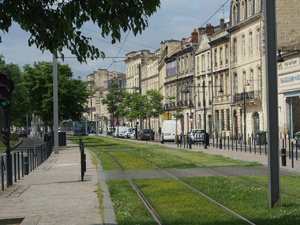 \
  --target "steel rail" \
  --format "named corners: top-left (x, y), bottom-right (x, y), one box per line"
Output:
top-left (129, 152), bottom-right (256, 225)
top-left (105, 152), bottom-right (164, 225)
